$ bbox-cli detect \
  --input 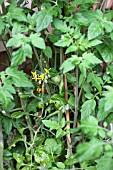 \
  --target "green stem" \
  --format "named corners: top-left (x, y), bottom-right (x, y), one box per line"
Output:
top-left (20, 97), bottom-right (33, 169)
top-left (10, 108), bottom-right (23, 113)
top-left (60, 47), bottom-right (63, 67)
top-left (110, 123), bottom-right (113, 145)
top-left (0, 115), bottom-right (3, 170)
top-left (0, 36), bottom-right (11, 62)
top-left (46, 110), bottom-right (59, 119)
top-left (100, 0), bottom-right (107, 11)
top-left (33, 47), bottom-right (43, 72)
